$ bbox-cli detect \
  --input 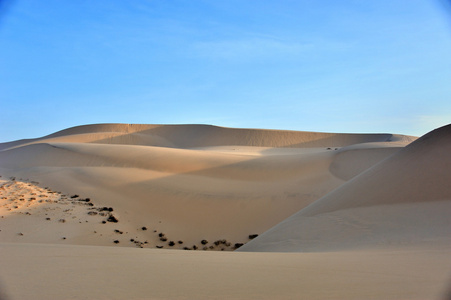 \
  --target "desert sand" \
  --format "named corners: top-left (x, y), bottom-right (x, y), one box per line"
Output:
top-left (1, 123), bottom-right (450, 299)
